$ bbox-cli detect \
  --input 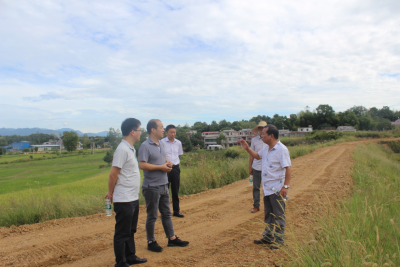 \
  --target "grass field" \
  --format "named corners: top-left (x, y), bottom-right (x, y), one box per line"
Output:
top-left (1, 135), bottom-right (398, 228)
top-left (288, 142), bottom-right (400, 266)
top-left (0, 151), bottom-right (108, 195)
